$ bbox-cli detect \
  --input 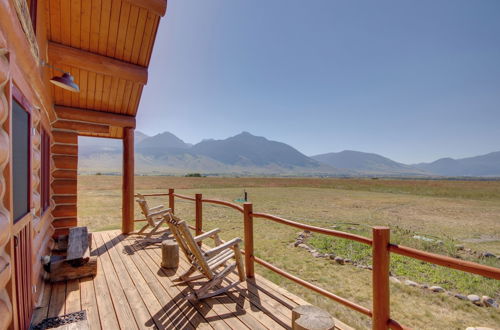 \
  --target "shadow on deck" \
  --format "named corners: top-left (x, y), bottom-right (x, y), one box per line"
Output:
top-left (32, 230), bottom-right (350, 329)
